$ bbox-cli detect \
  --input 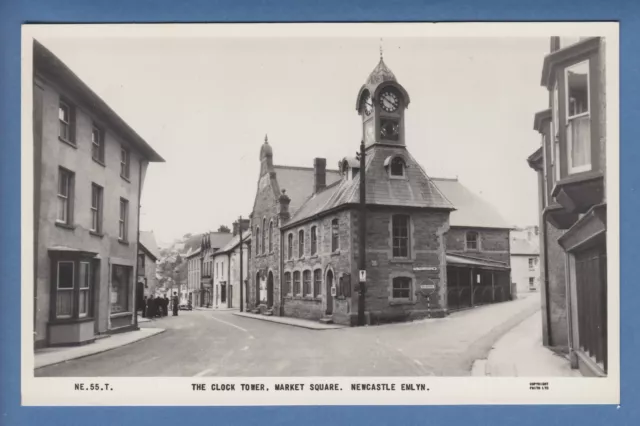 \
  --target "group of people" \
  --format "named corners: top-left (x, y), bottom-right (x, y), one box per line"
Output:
top-left (141, 293), bottom-right (181, 319)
